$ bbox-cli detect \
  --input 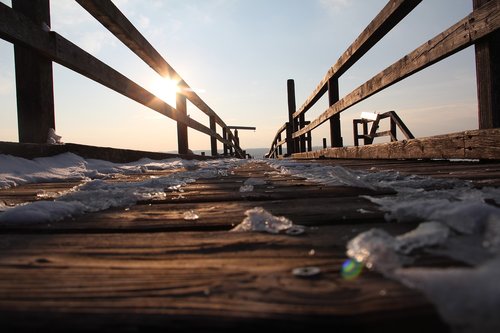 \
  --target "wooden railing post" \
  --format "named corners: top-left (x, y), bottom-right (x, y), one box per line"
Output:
top-left (176, 92), bottom-right (189, 154)
top-left (286, 79), bottom-right (297, 155)
top-left (209, 115), bottom-right (217, 156)
top-left (299, 114), bottom-right (306, 152)
top-left (222, 127), bottom-right (229, 156)
top-left (328, 77), bottom-right (343, 147)
top-left (474, 0), bottom-right (499, 128)
top-left (390, 117), bottom-right (397, 142)
top-left (278, 133), bottom-right (283, 156)
top-left (234, 129), bottom-right (240, 147)
top-left (12, 0), bottom-right (55, 144)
